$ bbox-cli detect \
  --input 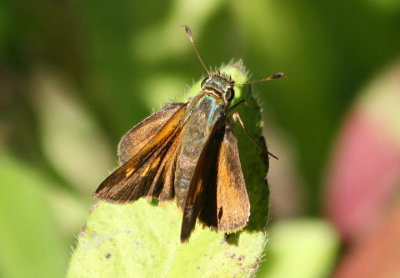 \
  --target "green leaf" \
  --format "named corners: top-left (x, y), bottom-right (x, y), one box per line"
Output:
top-left (67, 62), bottom-right (271, 278)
